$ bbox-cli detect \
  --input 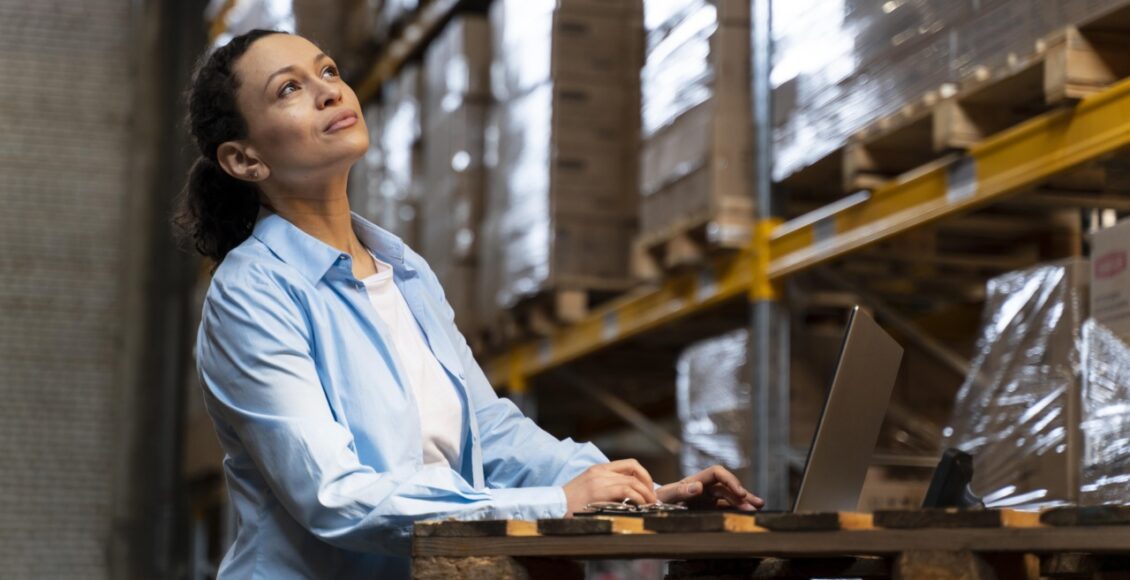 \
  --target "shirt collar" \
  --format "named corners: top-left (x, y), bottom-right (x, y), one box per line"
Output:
top-left (251, 208), bottom-right (409, 284)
